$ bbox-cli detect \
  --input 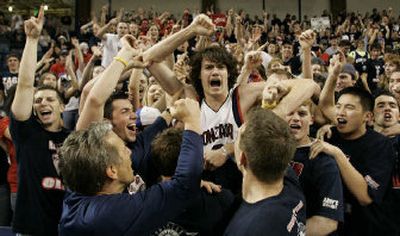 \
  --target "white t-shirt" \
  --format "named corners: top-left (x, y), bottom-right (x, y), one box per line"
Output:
top-left (200, 88), bottom-right (242, 151)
